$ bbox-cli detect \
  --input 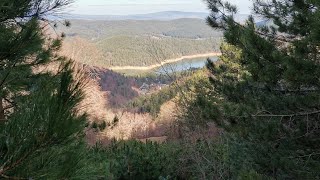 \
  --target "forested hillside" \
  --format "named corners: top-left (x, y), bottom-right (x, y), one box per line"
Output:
top-left (60, 19), bottom-right (222, 39)
top-left (59, 19), bottom-right (222, 67)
